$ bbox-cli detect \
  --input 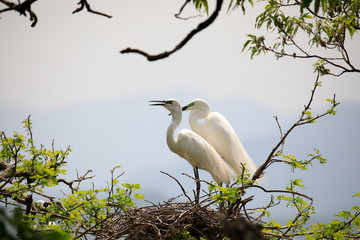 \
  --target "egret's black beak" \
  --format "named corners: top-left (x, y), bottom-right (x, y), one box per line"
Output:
top-left (149, 100), bottom-right (166, 106)
top-left (182, 105), bottom-right (189, 111)
top-left (149, 100), bottom-right (171, 115)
